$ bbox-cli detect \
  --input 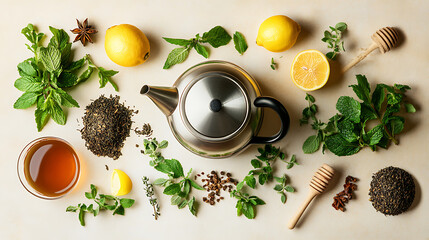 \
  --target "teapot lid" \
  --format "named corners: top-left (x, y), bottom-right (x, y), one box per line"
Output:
top-left (181, 72), bottom-right (249, 140)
